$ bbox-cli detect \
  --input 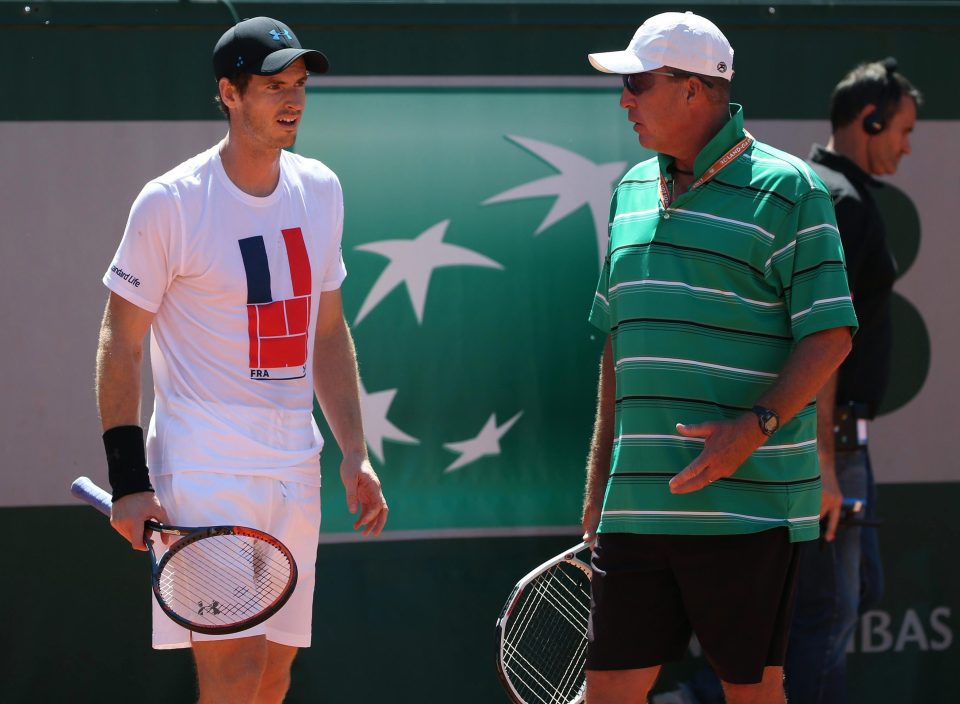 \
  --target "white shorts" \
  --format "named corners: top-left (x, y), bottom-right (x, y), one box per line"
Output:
top-left (151, 472), bottom-right (321, 650)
